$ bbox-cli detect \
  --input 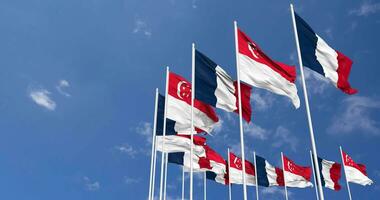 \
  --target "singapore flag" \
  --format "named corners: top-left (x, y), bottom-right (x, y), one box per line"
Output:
top-left (283, 155), bottom-right (313, 188)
